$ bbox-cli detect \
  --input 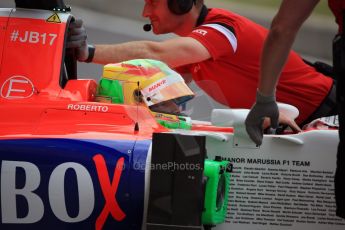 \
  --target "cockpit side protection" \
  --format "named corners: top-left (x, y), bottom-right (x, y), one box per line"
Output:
top-left (14, 0), bottom-right (76, 88)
